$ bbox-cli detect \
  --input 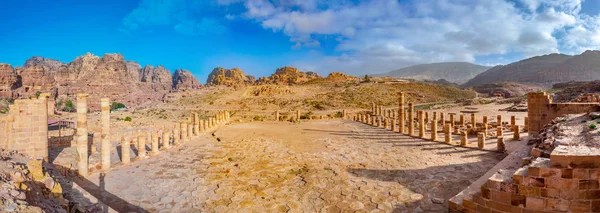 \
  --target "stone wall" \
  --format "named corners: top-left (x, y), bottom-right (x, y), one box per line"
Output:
top-left (48, 135), bottom-right (73, 149)
top-left (0, 99), bottom-right (49, 159)
top-left (528, 92), bottom-right (600, 135)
